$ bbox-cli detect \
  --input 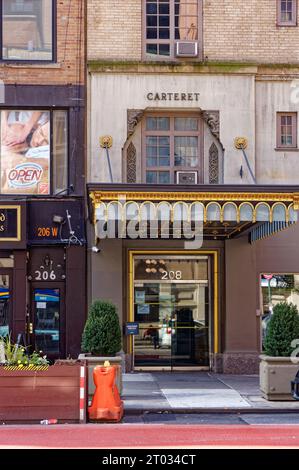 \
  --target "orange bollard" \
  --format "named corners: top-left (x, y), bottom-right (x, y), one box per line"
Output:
top-left (88, 364), bottom-right (124, 422)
